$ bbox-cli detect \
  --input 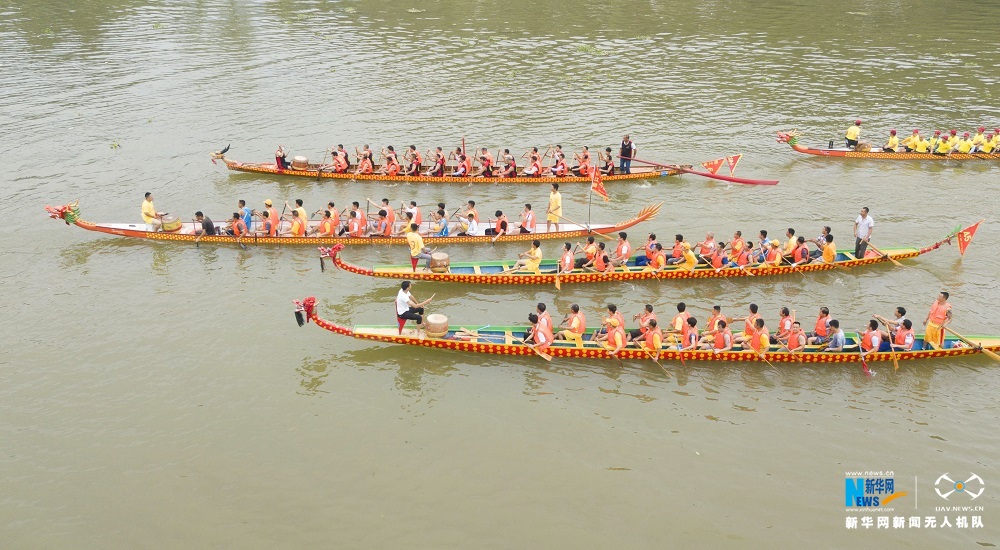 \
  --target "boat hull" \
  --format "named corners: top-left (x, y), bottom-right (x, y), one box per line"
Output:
top-left (777, 131), bottom-right (1000, 160)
